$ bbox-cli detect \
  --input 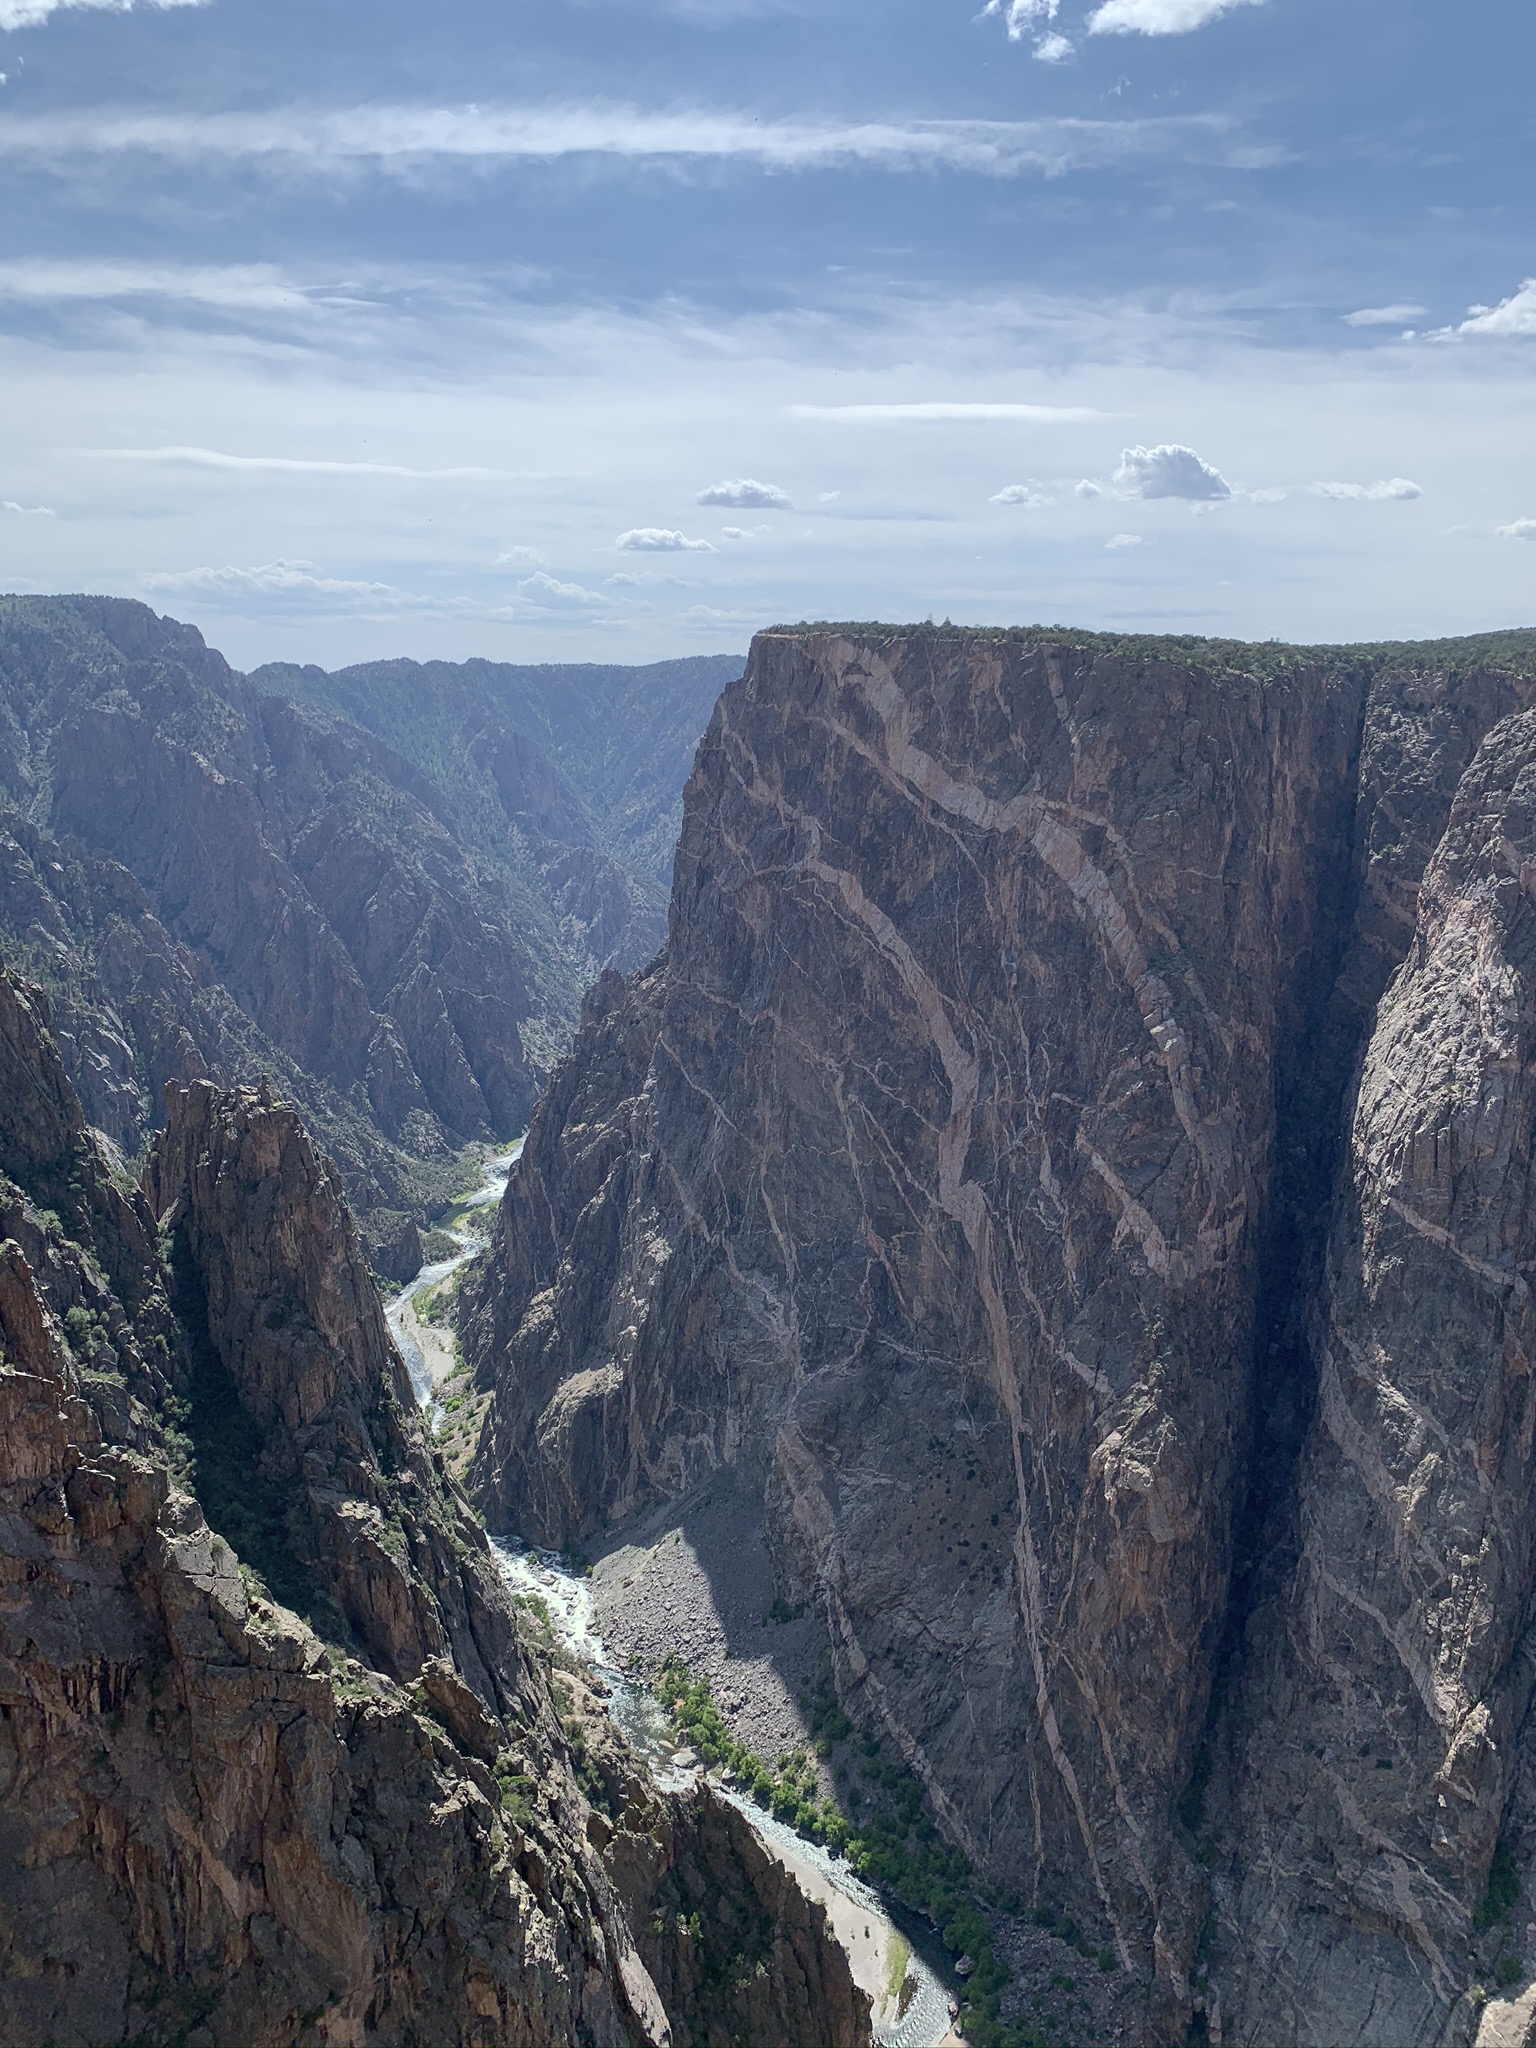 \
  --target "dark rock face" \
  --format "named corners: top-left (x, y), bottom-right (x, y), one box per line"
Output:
top-left (0, 960), bottom-right (866, 2048)
top-left (464, 624), bottom-right (1536, 2044)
